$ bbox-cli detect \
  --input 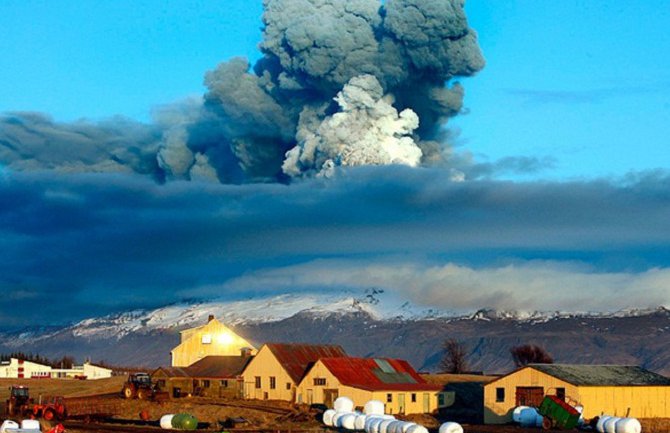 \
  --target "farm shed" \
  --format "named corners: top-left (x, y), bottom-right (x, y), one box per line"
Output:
top-left (153, 355), bottom-right (252, 398)
top-left (297, 357), bottom-right (450, 415)
top-left (484, 364), bottom-right (670, 424)
top-left (171, 315), bottom-right (257, 367)
top-left (241, 343), bottom-right (347, 401)
top-left (0, 358), bottom-right (52, 378)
